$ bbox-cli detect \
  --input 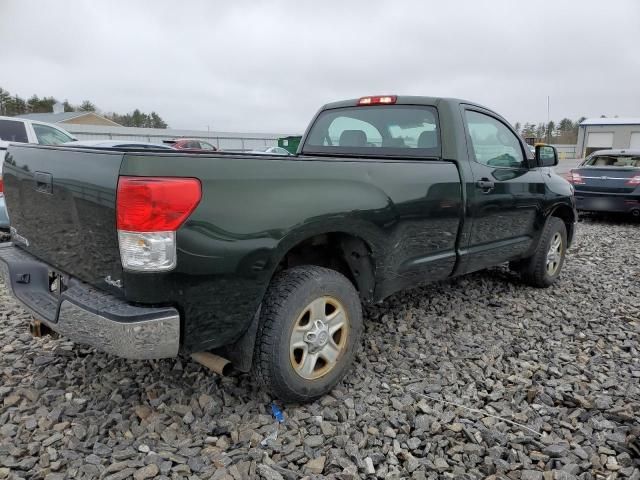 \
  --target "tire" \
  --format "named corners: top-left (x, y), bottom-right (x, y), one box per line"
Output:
top-left (515, 217), bottom-right (567, 288)
top-left (253, 266), bottom-right (363, 403)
